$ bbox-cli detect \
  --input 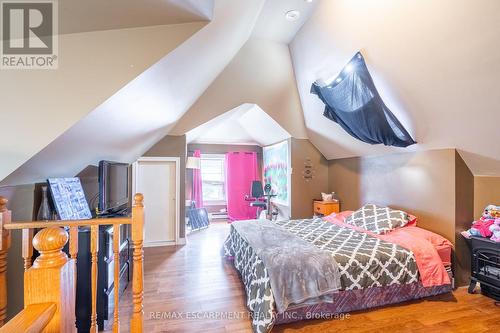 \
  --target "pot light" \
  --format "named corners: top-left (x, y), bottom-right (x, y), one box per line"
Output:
top-left (285, 10), bottom-right (300, 21)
